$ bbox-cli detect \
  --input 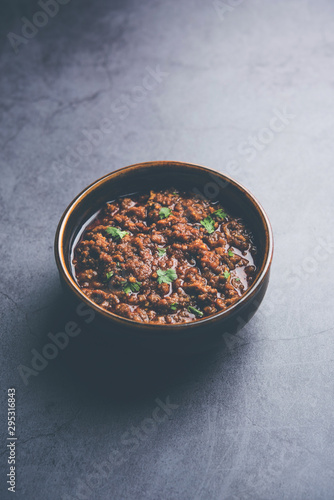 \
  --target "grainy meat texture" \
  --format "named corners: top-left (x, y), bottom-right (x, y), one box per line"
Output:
top-left (73, 189), bottom-right (257, 324)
